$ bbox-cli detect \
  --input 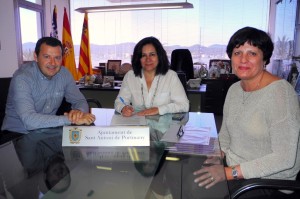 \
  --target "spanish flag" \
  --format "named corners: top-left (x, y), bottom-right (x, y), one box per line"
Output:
top-left (62, 7), bottom-right (78, 80)
top-left (78, 13), bottom-right (93, 79)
